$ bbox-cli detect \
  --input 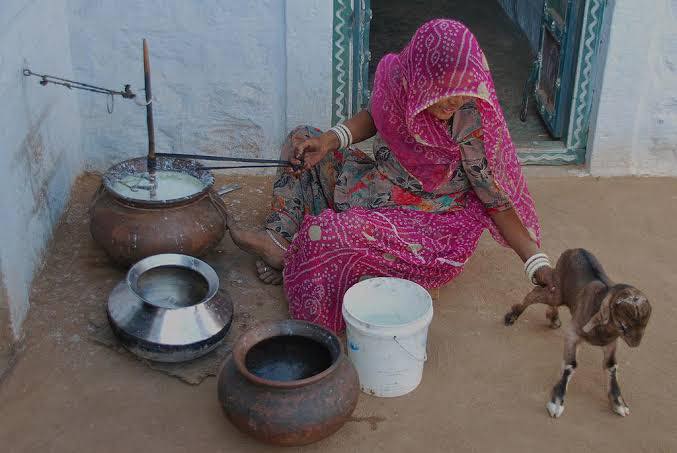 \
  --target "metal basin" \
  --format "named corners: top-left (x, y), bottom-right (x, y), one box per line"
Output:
top-left (107, 254), bottom-right (233, 362)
